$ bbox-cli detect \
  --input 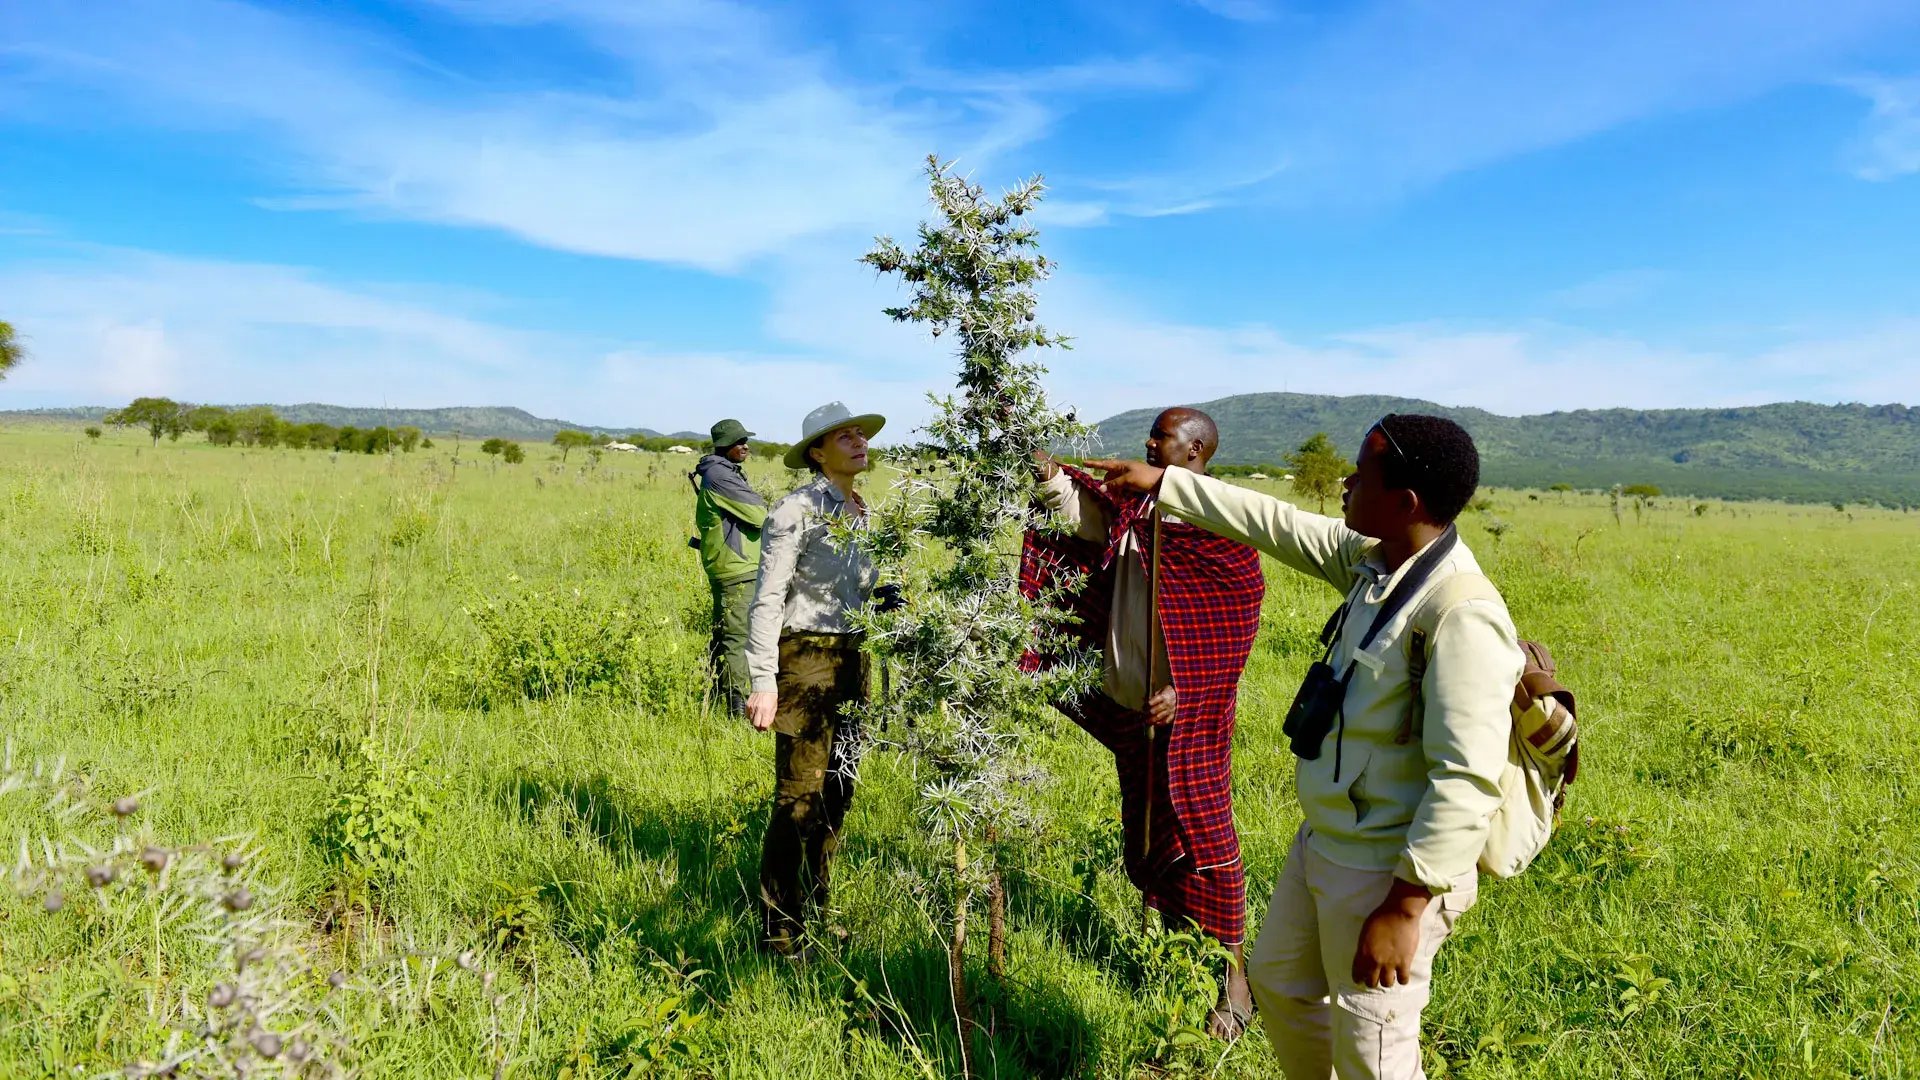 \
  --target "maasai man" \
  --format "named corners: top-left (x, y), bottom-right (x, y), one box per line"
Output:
top-left (1023, 407), bottom-right (1265, 1038)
